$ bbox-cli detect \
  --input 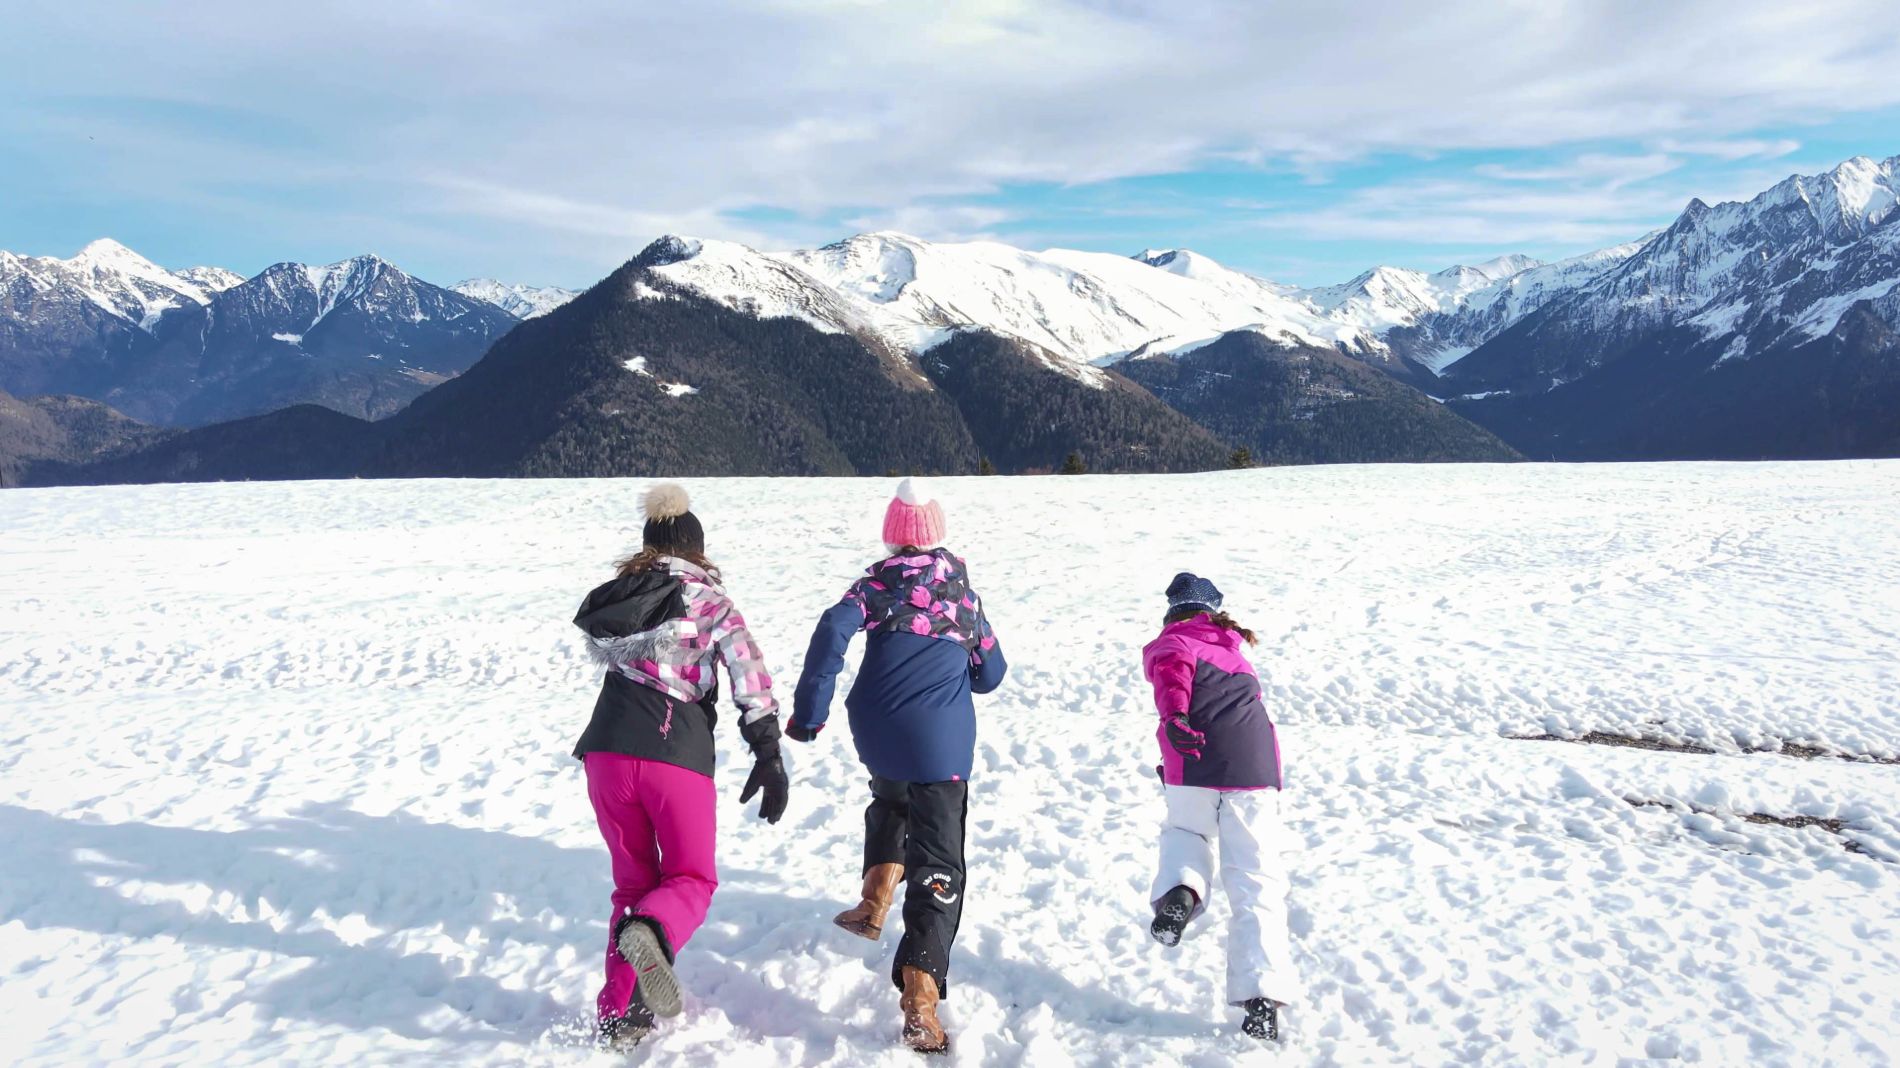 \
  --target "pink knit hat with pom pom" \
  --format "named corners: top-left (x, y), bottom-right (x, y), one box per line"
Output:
top-left (882, 477), bottom-right (946, 550)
